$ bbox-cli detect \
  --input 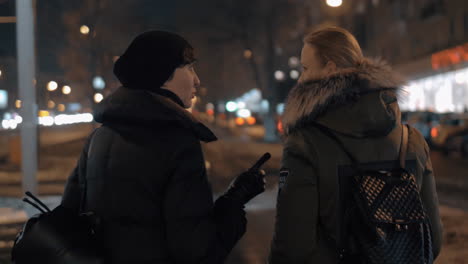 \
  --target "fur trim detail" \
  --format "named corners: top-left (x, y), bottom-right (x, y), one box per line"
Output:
top-left (282, 58), bottom-right (406, 134)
